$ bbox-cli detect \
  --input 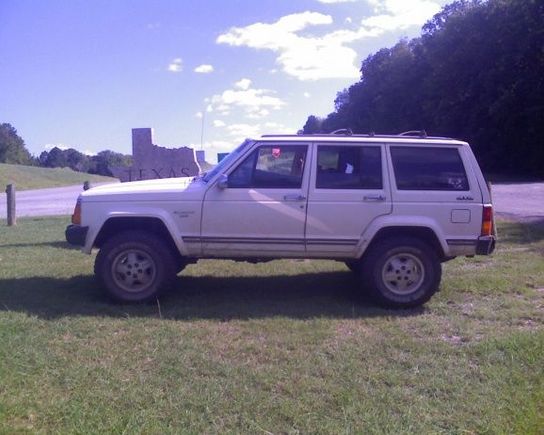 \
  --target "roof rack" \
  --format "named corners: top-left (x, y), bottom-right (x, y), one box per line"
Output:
top-left (330, 128), bottom-right (353, 136)
top-left (399, 130), bottom-right (427, 138)
top-left (261, 130), bottom-right (454, 140)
